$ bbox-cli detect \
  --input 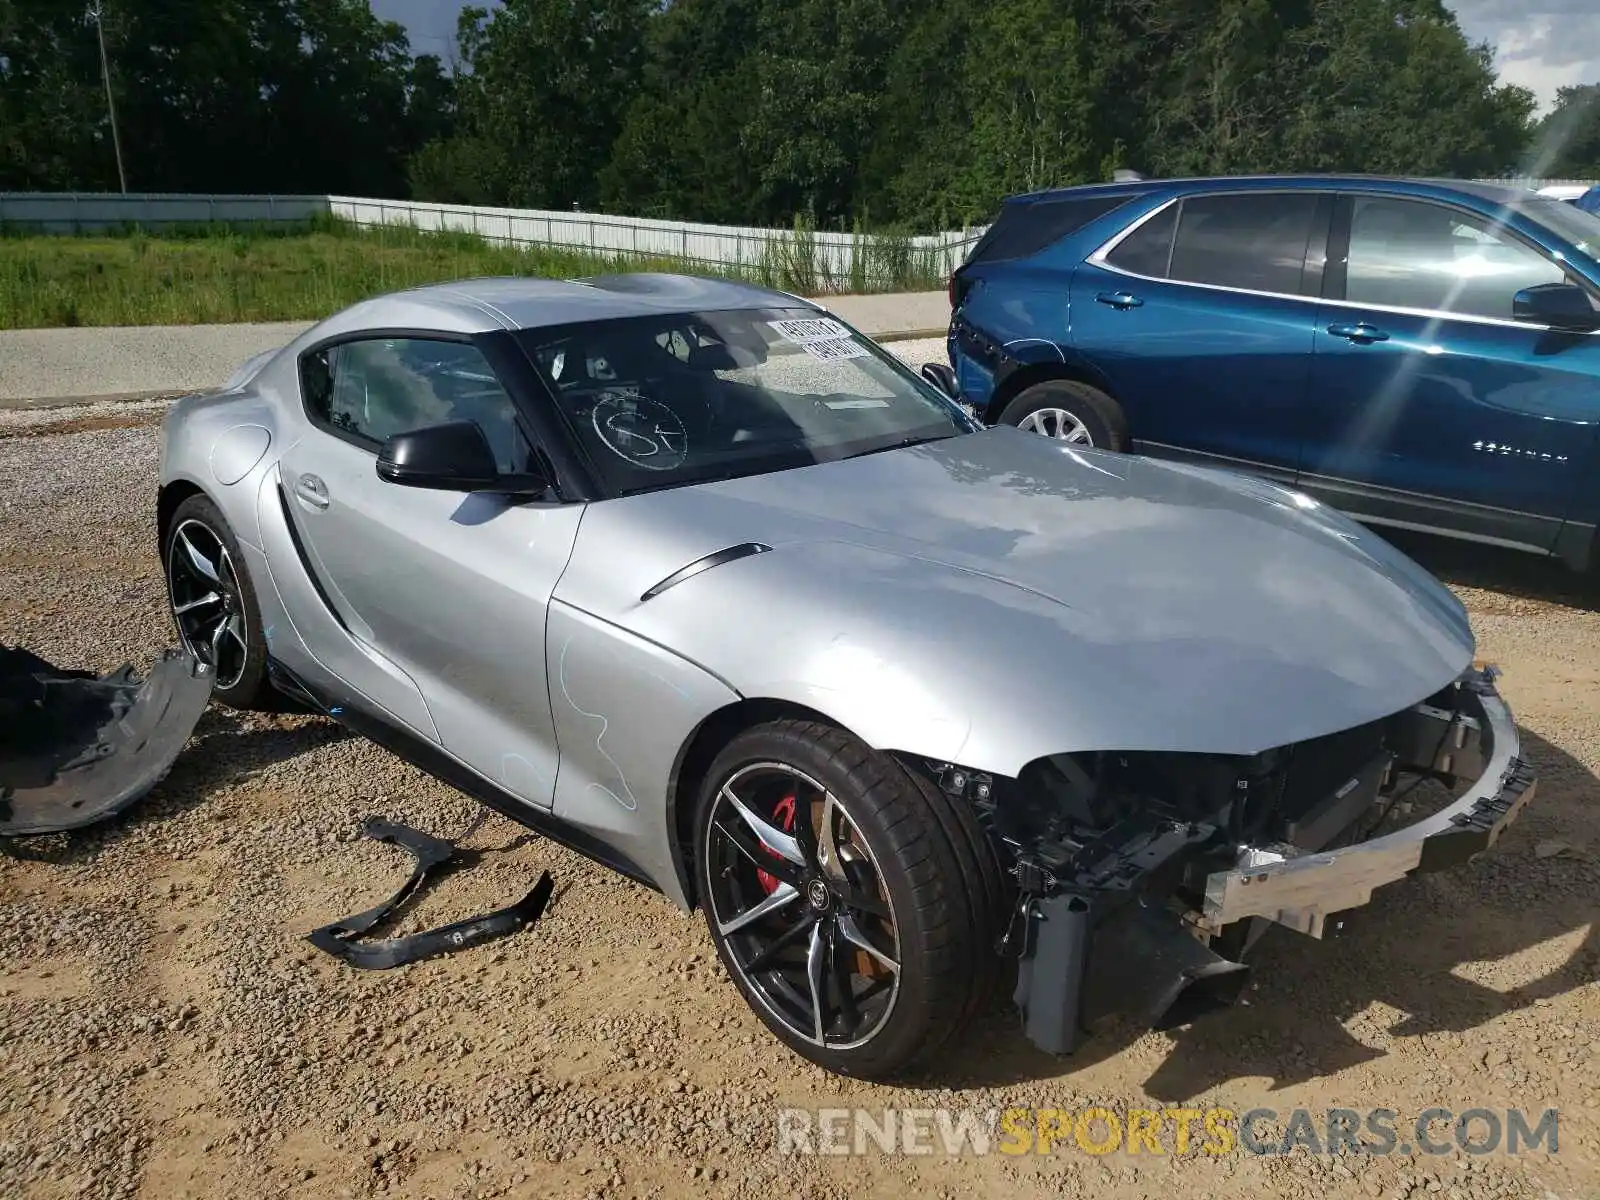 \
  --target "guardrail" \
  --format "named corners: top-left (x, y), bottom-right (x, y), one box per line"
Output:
top-left (0, 192), bottom-right (329, 231)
